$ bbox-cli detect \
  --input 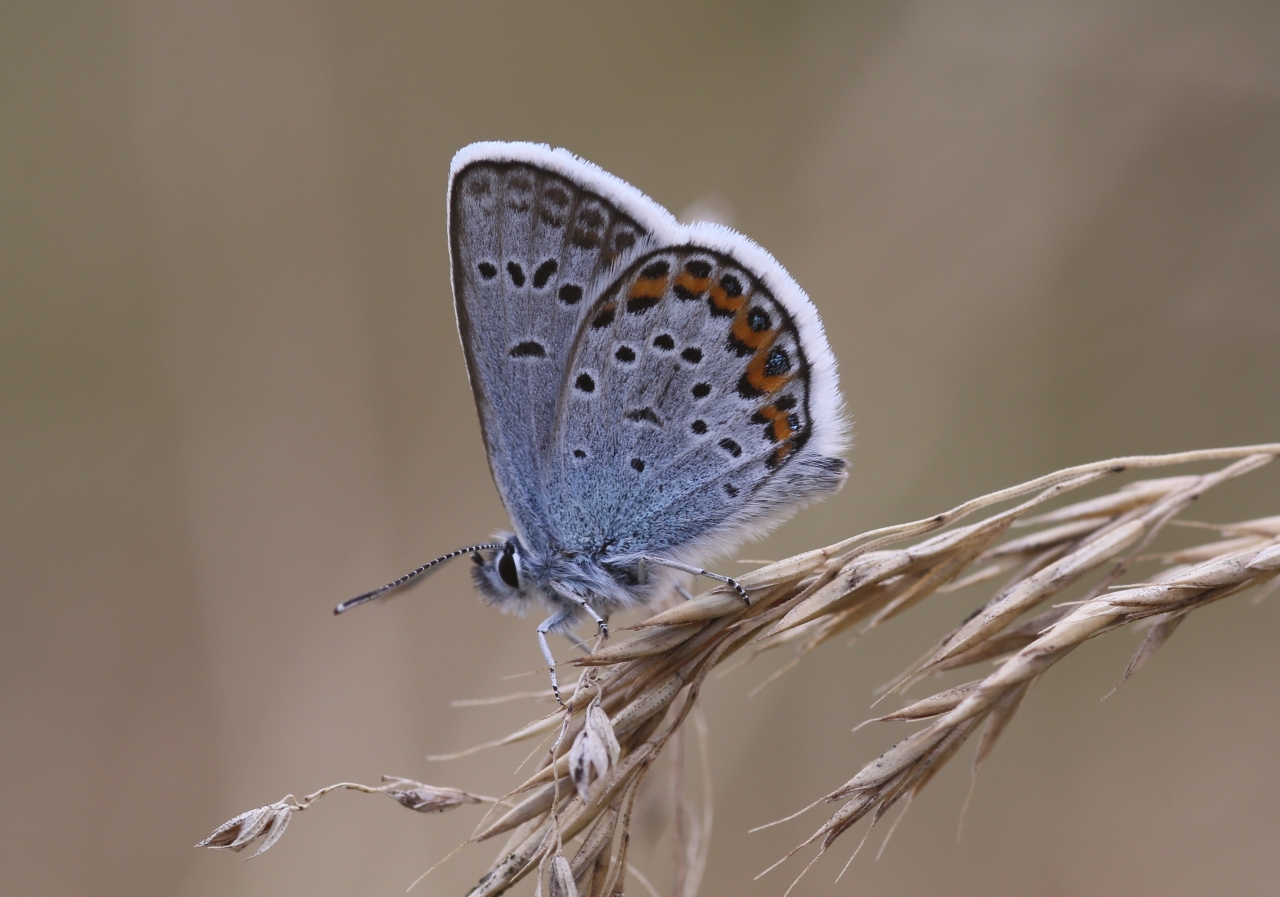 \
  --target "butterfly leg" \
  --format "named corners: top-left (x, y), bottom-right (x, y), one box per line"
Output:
top-left (635, 559), bottom-right (696, 602)
top-left (537, 606), bottom-right (578, 706)
top-left (635, 556), bottom-right (751, 605)
top-left (549, 583), bottom-right (609, 639)
top-left (574, 599), bottom-right (609, 639)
